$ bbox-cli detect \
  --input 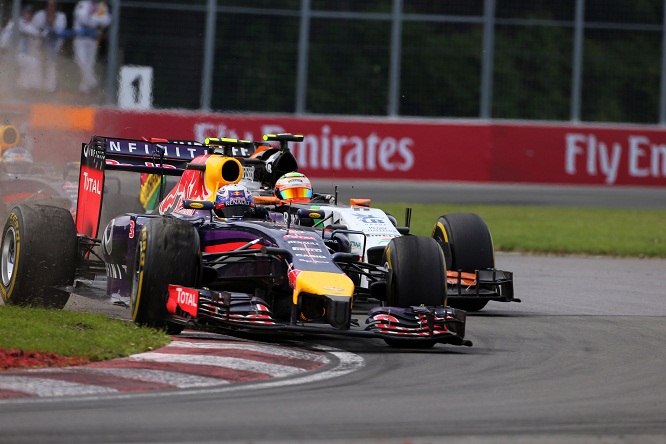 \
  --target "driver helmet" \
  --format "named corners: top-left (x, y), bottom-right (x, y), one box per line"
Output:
top-left (274, 172), bottom-right (312, 203)
top-left (214, 183), bottom-right (255, 219)
top-left (1, 147), bottom-right (33, 175)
